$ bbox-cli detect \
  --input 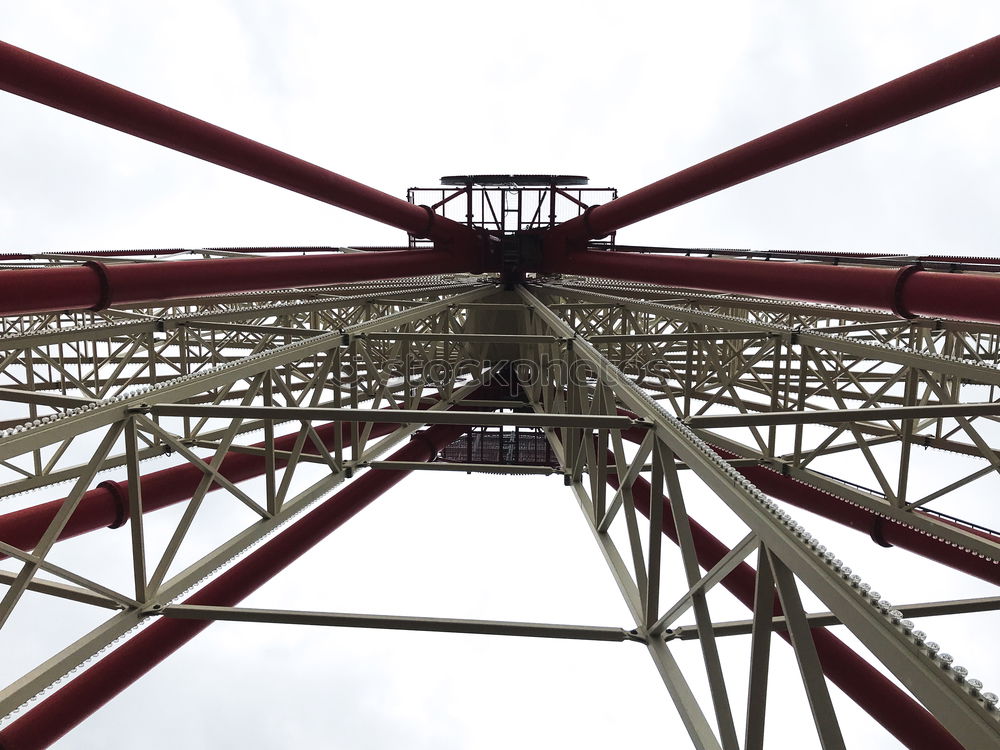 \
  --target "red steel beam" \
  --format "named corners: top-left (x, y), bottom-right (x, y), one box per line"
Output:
top-left (713, 446), bottom-right (1000, 586)
top-left (0, 420), bottom-right (471, 750)
top-left (0, 246), bottom-right (466, 316)
top-left (610, 459), bottom-right (960, 750)
top-left (541, 35), bottom-right (1000, 325)
top-left (0, 42), bottom-right (472, 247)
top-left (617, 422), bottom-right (1000, 586)
top-left (558, 35), bottom-right (1000, 240)
top-left (0, 420), bottom-right (402, 556)
top-left (550, 250), bottom-right (1000, 325)
top-left (0, 247), bottom-right (414, 260)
